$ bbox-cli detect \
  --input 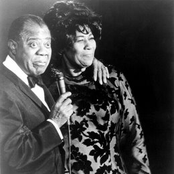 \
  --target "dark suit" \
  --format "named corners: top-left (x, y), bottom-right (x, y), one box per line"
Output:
top-left (0, 64), bottom-right (64, 174)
